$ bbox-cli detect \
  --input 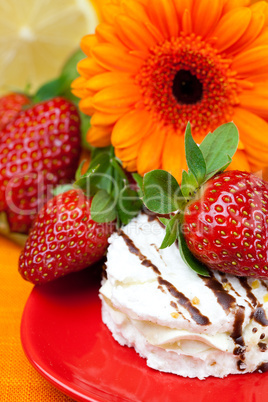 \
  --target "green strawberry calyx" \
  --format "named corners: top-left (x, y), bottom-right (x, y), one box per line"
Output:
top-left (54, 146), bottom-right (143, 228)
top-left (141, 122), bottom-right (239, 277)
